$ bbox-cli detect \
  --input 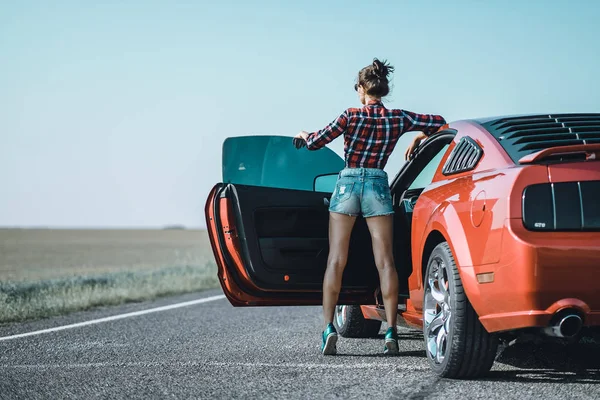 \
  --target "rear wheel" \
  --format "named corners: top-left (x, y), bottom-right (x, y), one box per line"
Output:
top-left (423, 242), bottom-right (498, 379)
top-left (334, 305), bottom-right (382, 338)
